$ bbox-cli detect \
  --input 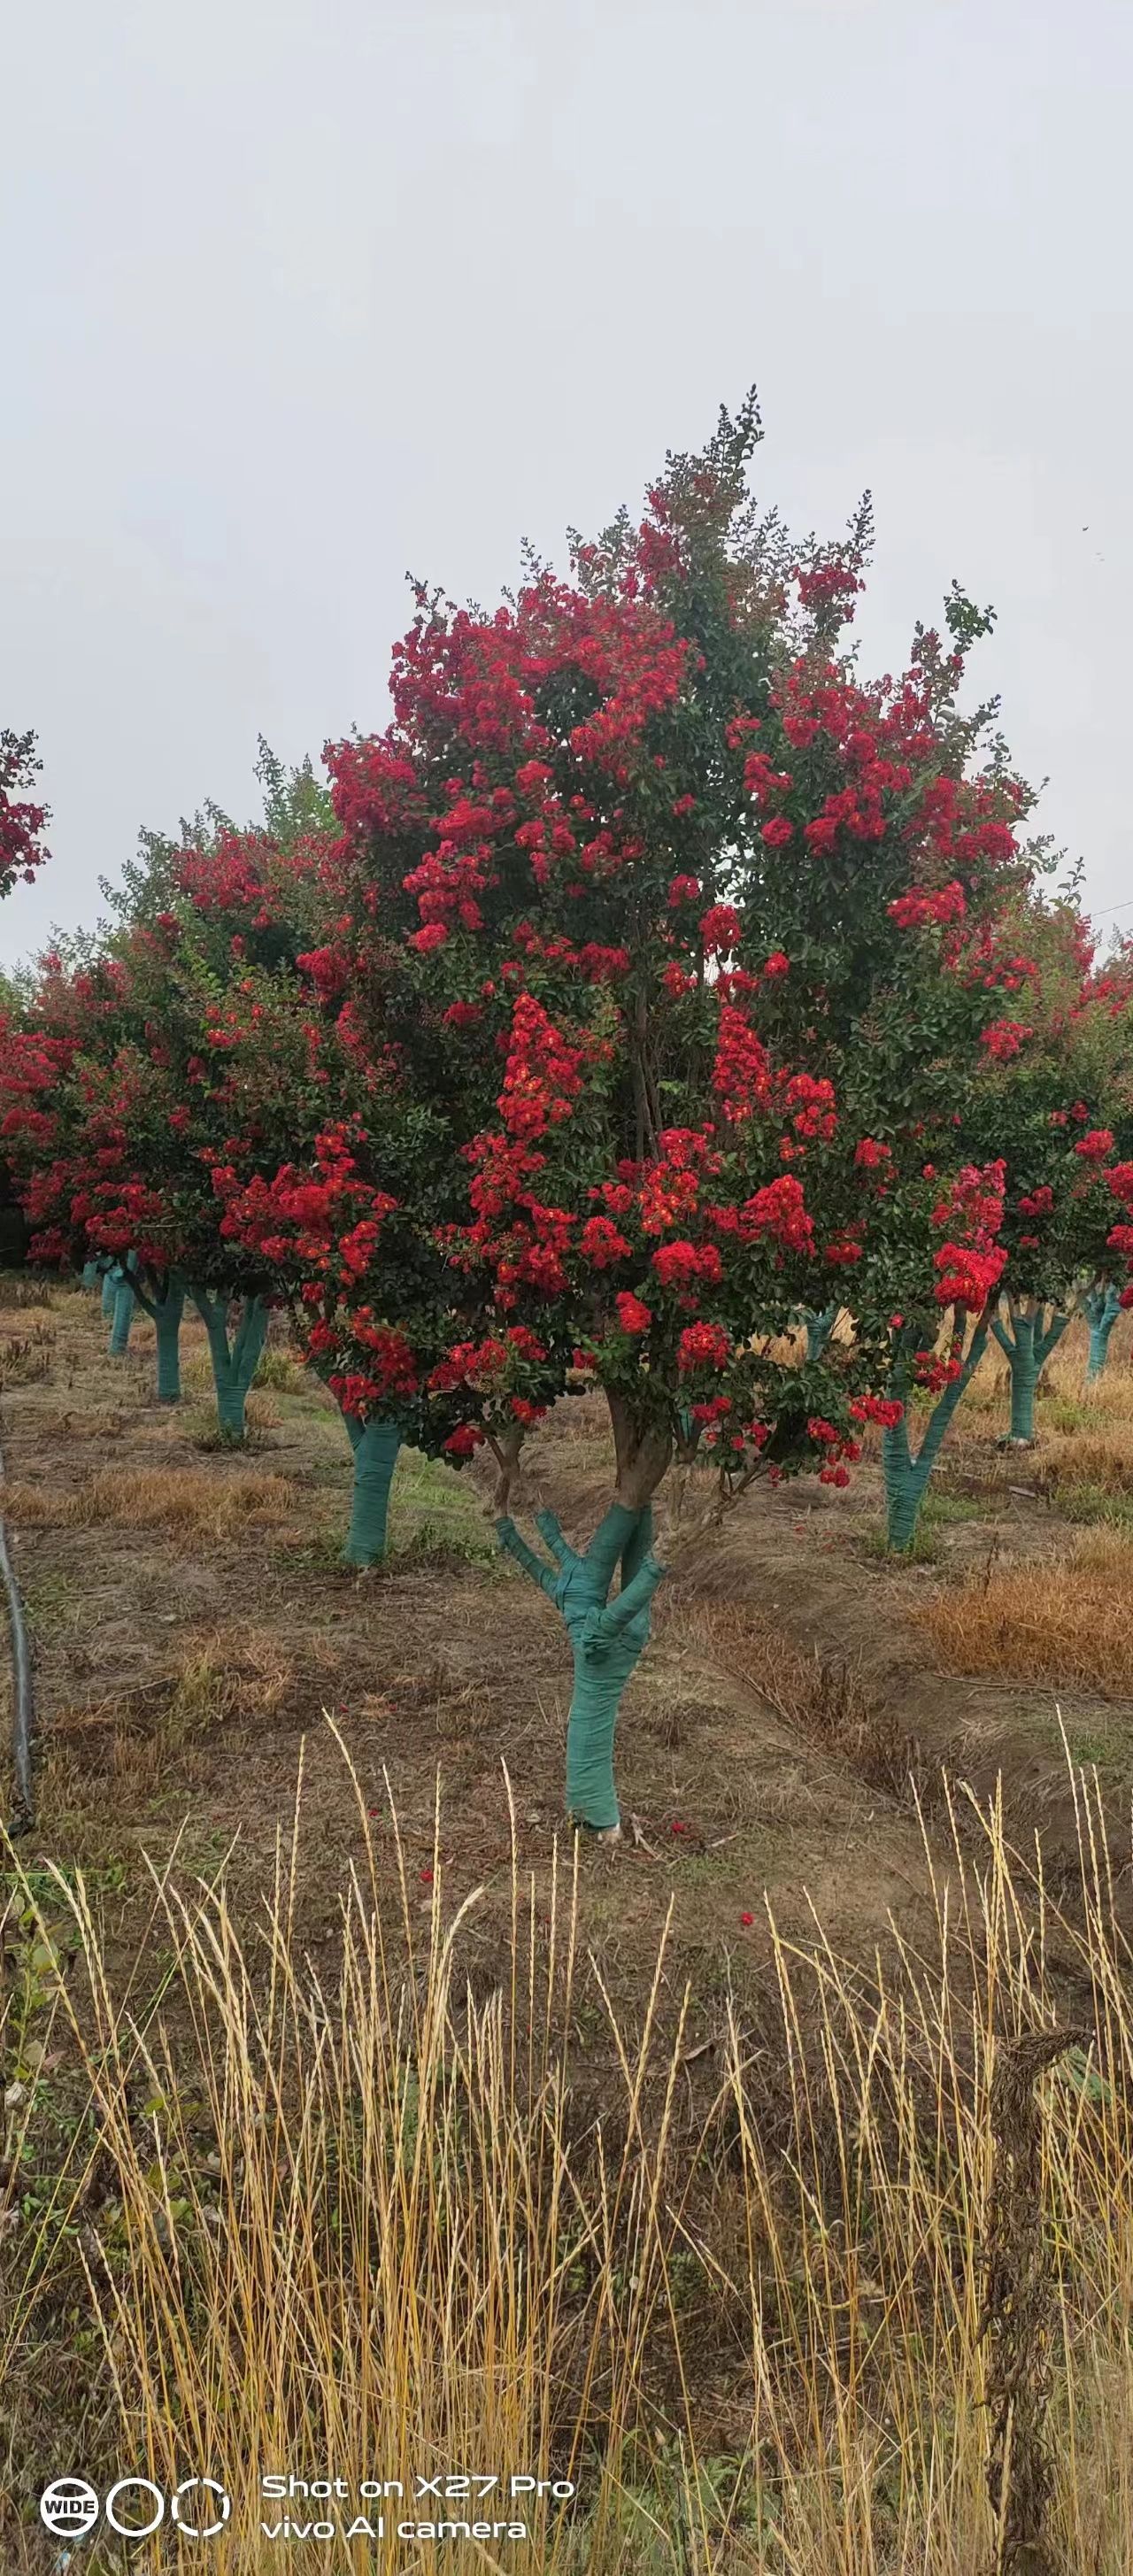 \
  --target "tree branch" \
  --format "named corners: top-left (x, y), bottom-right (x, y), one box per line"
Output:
top-left (534, 1508), bottom-right (580, 1571)
top-left (495, 1516), bottom-right (559, 1600)
top-left (596, 1550), bottom-right (665, 1639)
